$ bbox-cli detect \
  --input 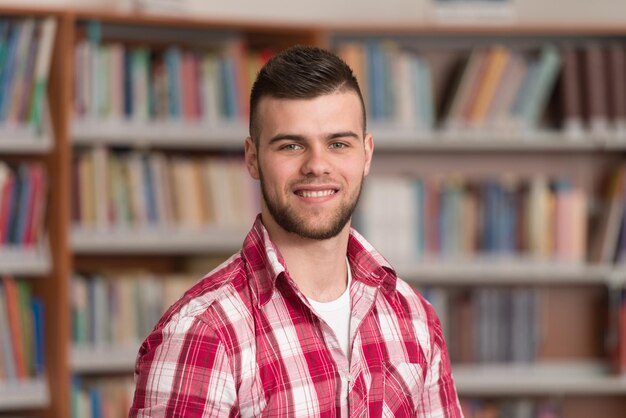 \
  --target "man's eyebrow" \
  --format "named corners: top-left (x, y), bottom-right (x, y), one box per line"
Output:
top-left (267, 131), bottom-right (360, 144)
top-left (268, 133), bottom-right (306, 144)
top-left (327, 131), bottom-right (360, 140)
